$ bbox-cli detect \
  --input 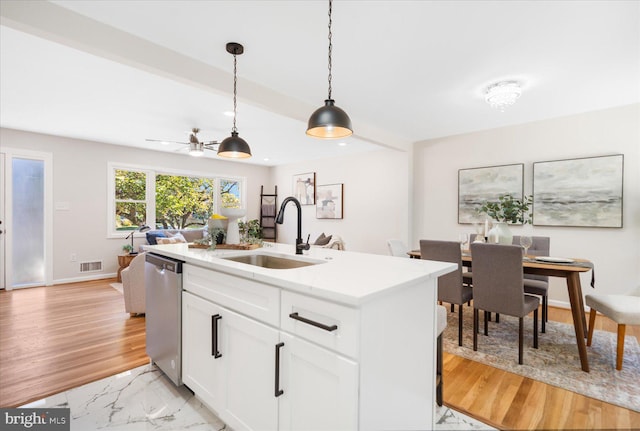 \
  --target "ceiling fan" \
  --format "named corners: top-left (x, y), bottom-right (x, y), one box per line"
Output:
top-left (146, 128), bottom-right (219, 157)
